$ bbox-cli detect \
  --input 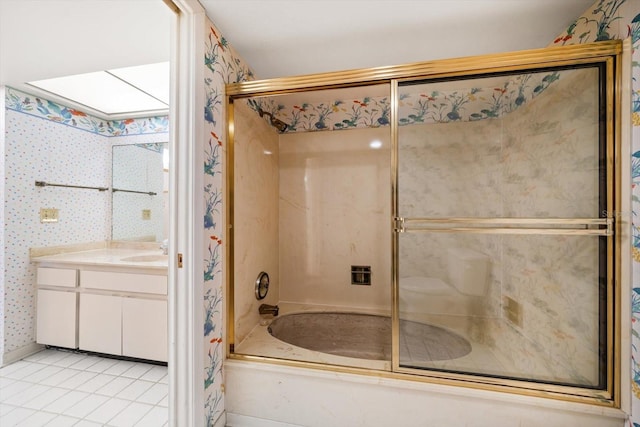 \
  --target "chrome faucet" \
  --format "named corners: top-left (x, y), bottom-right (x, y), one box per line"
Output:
top-left (160, 239), bottom-right (169, 255)
top-left (259, 304), bottom-right (279, 316)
